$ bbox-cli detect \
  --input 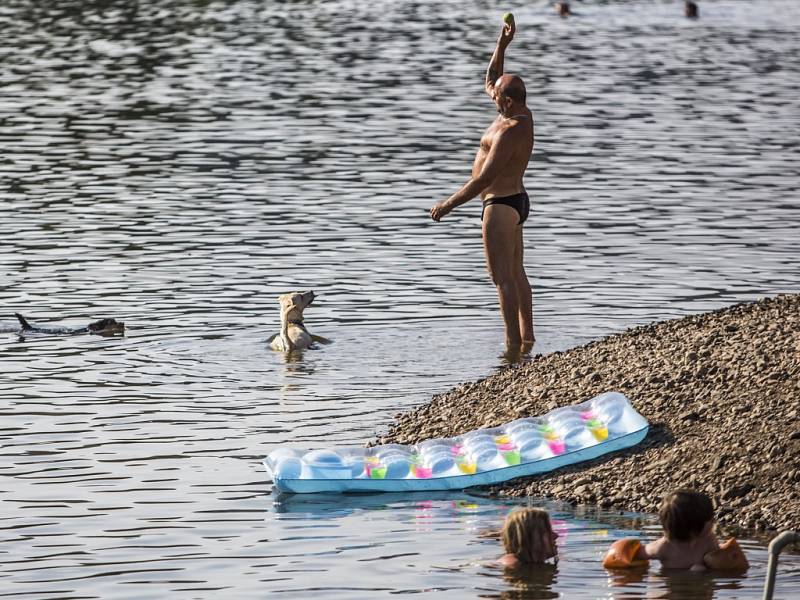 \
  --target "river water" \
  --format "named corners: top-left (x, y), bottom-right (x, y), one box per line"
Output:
top-left (1, 0), bottom-right (798, 598)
